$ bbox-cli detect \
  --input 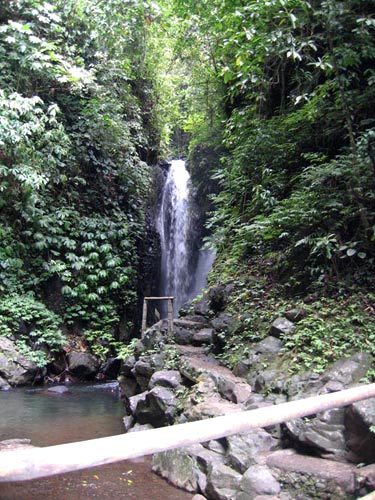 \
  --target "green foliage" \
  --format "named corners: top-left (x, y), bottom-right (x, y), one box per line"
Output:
top-left (0, 294), bottom-right (65, 367)
top-left (282, 298), bottom-right (375, 373)
top-left (0, 0), bottom-right (158, 363)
